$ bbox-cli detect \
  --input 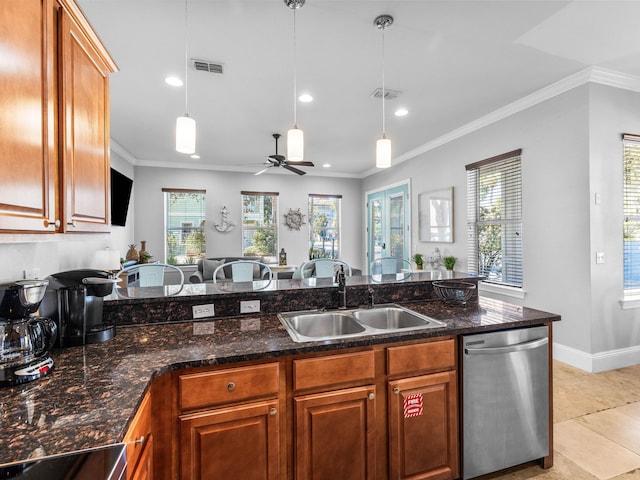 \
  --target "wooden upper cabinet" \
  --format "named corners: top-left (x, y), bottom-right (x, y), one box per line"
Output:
top-left (0, 0), bottom-right (57, 232)
top-left (0, 0), bottom-right (116, 233)
top-left (58, 5), bottom-right (112, 232)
